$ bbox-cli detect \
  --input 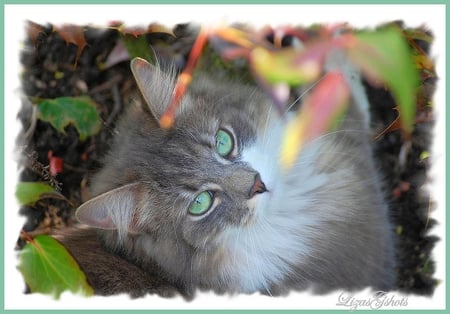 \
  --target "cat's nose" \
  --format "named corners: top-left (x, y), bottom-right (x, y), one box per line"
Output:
top-left (248, 173), bottom-right (267, 198)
